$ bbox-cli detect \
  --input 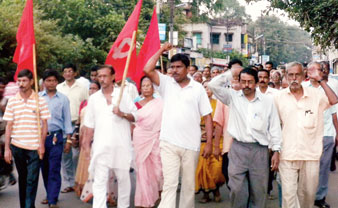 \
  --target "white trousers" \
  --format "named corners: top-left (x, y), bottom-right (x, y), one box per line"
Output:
top-left (93, 161), bottom-right (131, 208)
top-left (158, 141), bottom-right (199, 208)
top-left (279, 160), bottom-right (319, 208)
